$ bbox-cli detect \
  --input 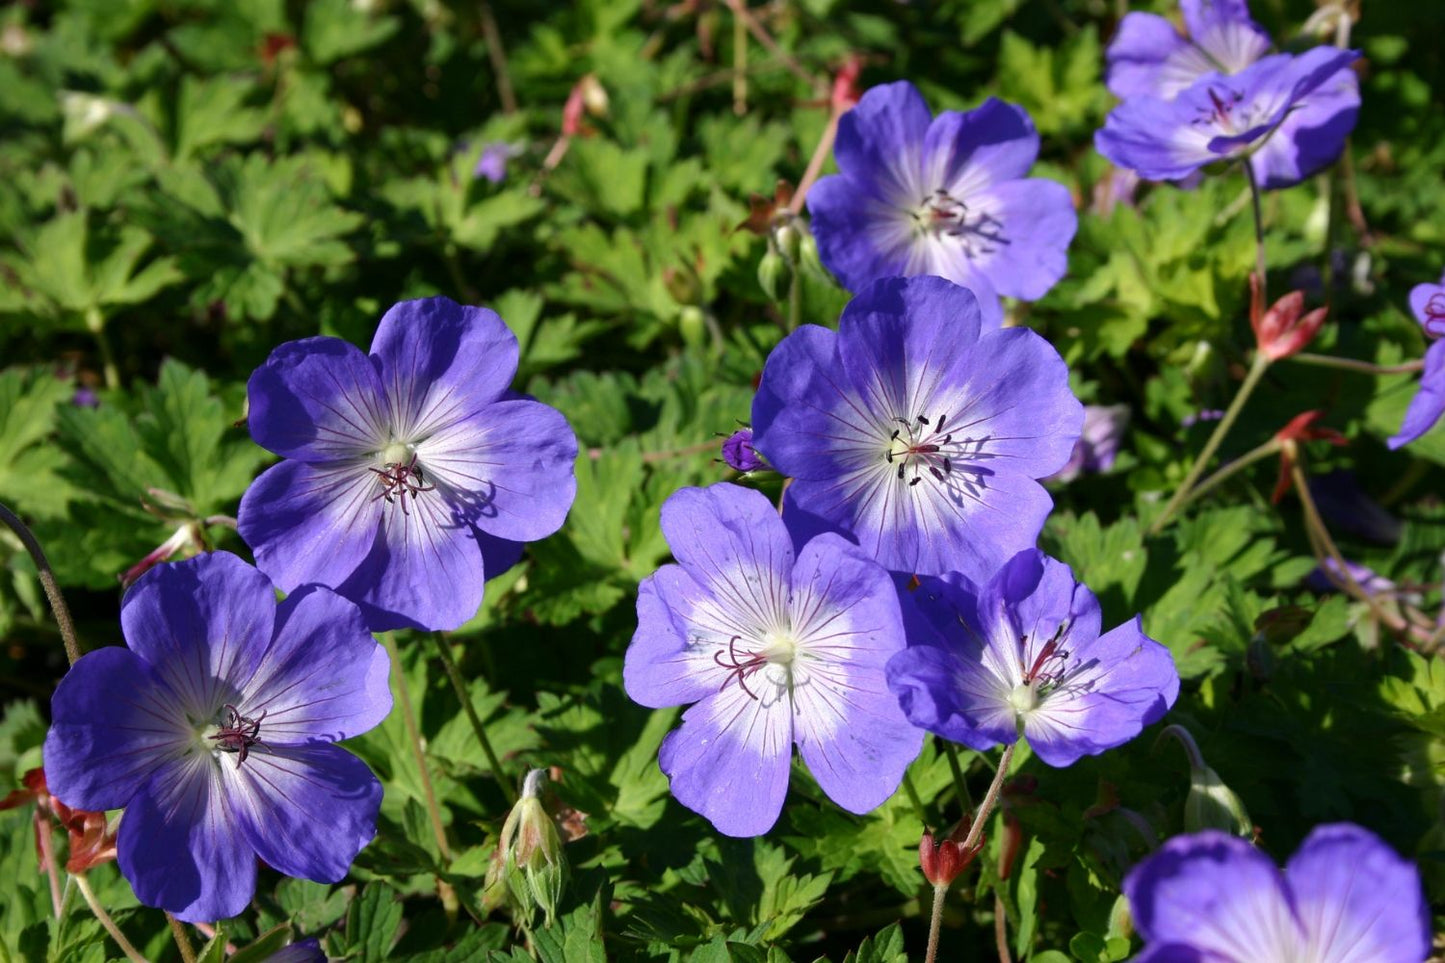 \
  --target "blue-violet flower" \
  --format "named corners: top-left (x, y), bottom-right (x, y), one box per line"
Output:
top-left (807, 80), bottom-right (1077, 326)
top-left (1106, 0), bottom-right (1272, 102)
top-left (886, 549), bottom-right (1178, 767)
top-left (43, 551), bottom-right (391, 922)
top-left (239, 296), bottom-right (577, 631)
top-left (624, 483), bottom-right (922, 837)
top-left (1389, 269), bottom-right (1445, 449)
top-left (1124, 823), bottom-right (1430, 962)
top-left (751, 275), bottom-right (1082, 581)
top-left (1096, 46), bottom-right (1359, 189)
